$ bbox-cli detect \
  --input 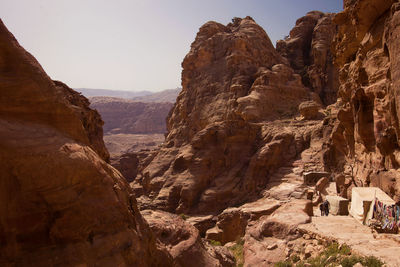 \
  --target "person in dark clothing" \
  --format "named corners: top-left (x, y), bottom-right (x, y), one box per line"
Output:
top-left (319, 203), bottom-right (324, 216)
top-left (323, 200), bottom-right (330, 216)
